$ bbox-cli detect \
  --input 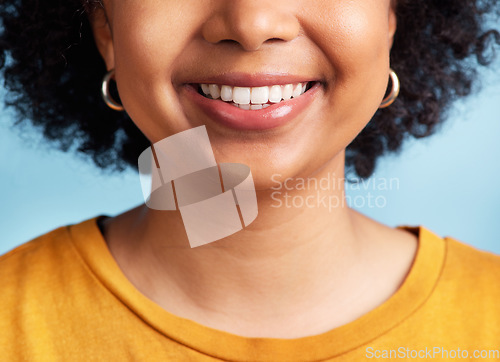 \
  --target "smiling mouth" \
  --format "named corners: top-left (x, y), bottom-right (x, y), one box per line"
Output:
top-left (195, 82), bottom-right (316, 110)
